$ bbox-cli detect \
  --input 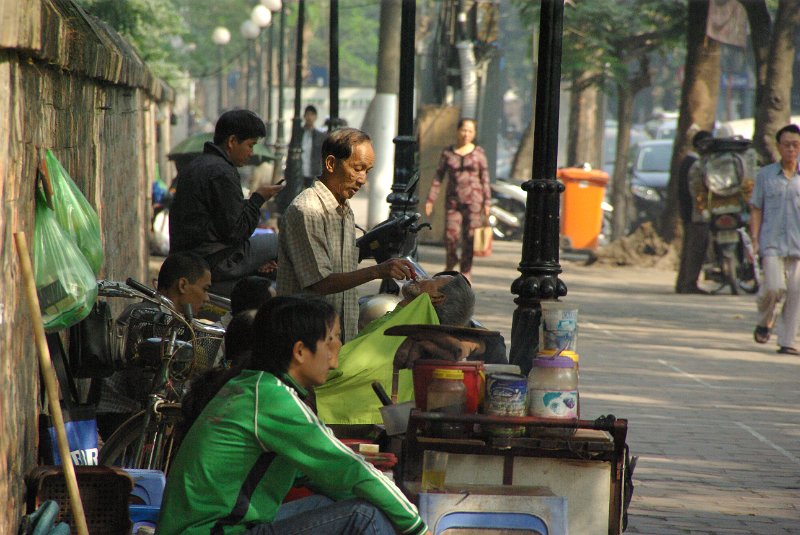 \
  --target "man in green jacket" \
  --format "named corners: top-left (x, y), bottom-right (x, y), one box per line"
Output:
top-left (157, 296), bottom-right (429, 535)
